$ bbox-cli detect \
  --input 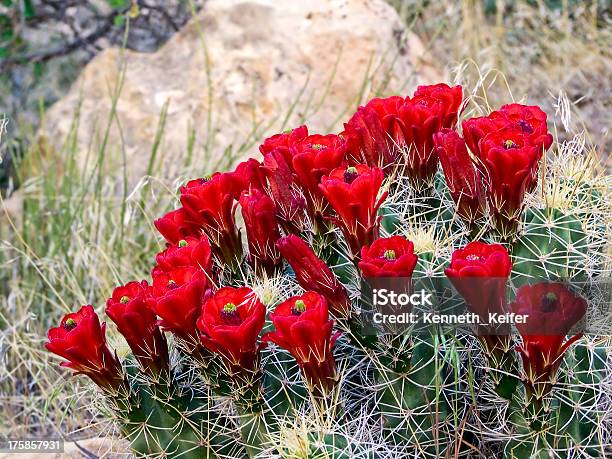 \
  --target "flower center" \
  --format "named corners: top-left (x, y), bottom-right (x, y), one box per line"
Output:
top-left (120, 295), bottom-right (130, 304)
top-left (167, 279), bottom-right (178, 290)
top-left (292, 299), bottom-right (307, 316)
top-left (344, 166), bottom-right (358, 184)
top-left (199, 174), bottom-right (212, 184)
top-left (383, 249), bottom-right (396, 260)
top-left (503, 139), bottom-right (517, 149)
top-left (221, 303), bottom-right (241, 325)
top-left (466, 254), bottom-right (485, 262)
top-left (311, 143), bottom-right (326, 151)
top-left (63, 318), bottom-right (77, 331)
top-left (541, 292), bottom-right (558, 312)
top-left (178, 239), bottom-right (188, 247)
top-left (518, 120), bottom-right (533, 133)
